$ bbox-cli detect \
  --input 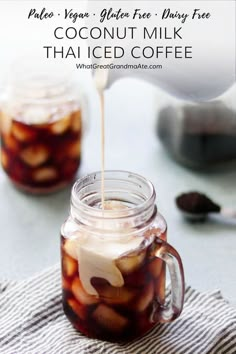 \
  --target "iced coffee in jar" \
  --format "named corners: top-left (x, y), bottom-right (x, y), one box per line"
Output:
top-left (0, 70), bottom-right (82, 193)
top-left (61, 171), bottom-right (184, 342)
